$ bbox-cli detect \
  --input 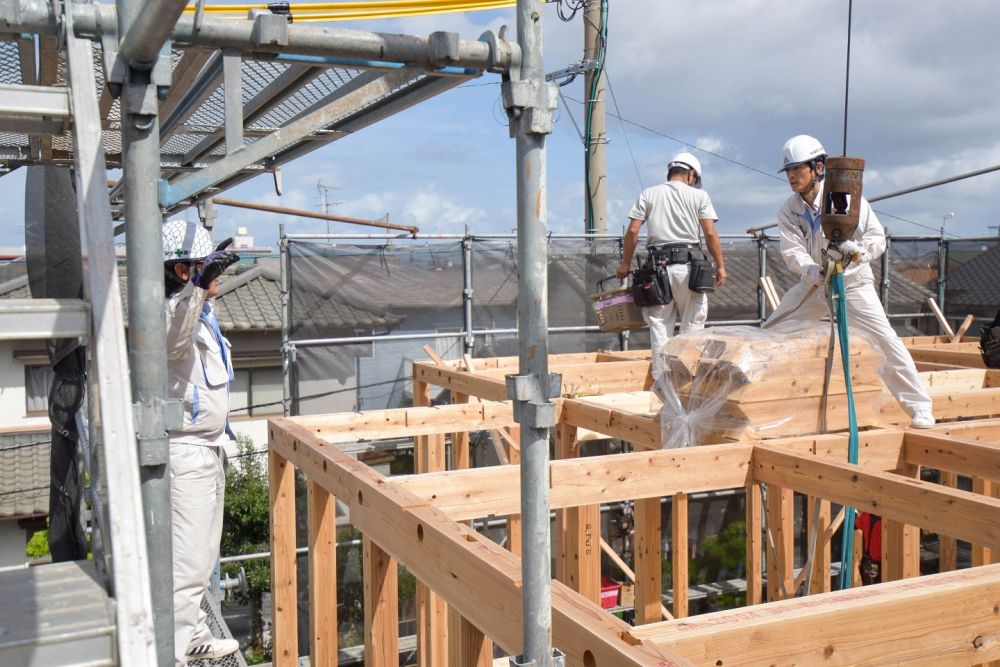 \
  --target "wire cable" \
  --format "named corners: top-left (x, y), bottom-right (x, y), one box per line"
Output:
top-left (842, 0), bottom-right (854, 156)
top-left (605, 69), bottom-right (643, 190)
